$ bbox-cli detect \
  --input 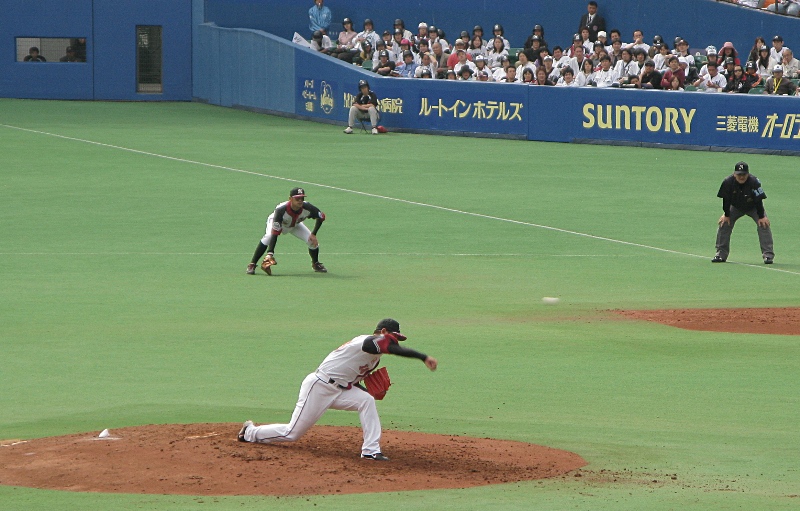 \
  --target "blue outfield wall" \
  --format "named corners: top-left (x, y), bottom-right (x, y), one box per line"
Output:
top-left (194, 23), bottom-right (800, 154)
